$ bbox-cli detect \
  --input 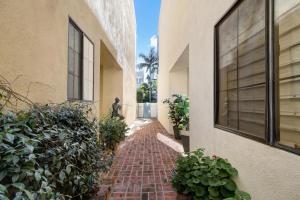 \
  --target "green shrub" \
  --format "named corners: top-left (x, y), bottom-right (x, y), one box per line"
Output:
top-left (172, 149), bottom-right (251, 200)
top-left (137, 88), bottom-right (144, 103)
top-left (0, 104), bottom-right (113, 199)
top-left (99, 116), bottom-right (128, 151)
